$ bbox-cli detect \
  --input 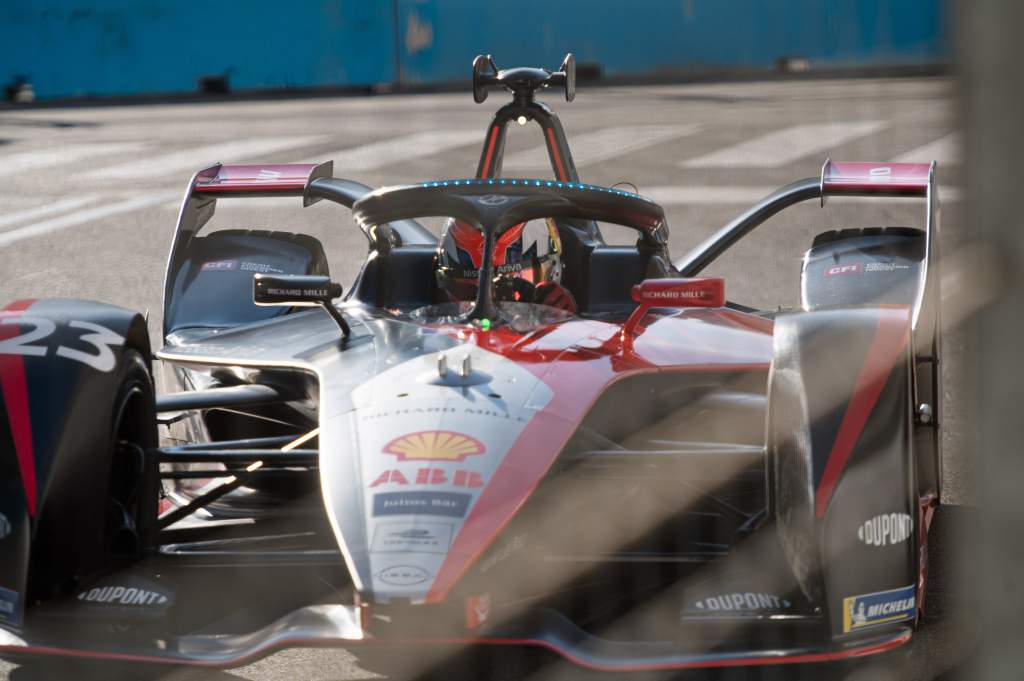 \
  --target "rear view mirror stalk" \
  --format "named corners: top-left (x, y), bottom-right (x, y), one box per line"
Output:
top-left (253, 274), bottom-right (350, 340)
